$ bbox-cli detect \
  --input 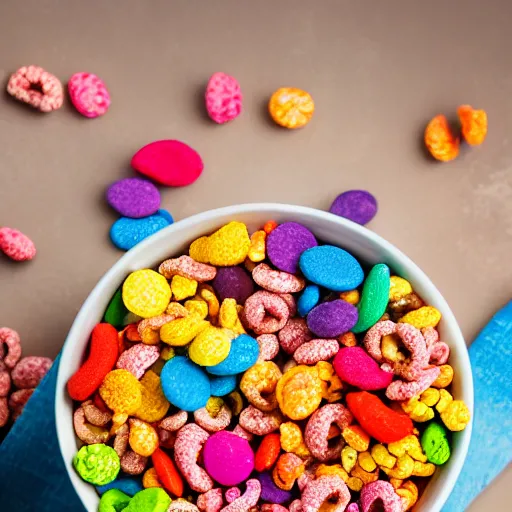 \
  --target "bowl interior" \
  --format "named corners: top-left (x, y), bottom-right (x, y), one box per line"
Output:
top-left (55, 203), bottom-right (473, 512)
